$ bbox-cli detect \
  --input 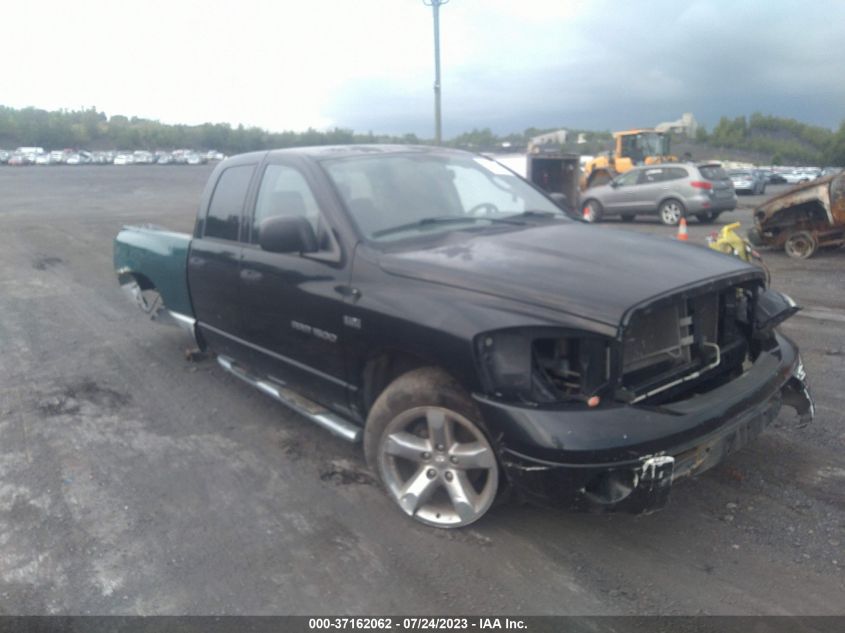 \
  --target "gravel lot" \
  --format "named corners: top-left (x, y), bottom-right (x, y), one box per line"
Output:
top-left (0, 166), bottom-right (843, 615)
